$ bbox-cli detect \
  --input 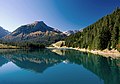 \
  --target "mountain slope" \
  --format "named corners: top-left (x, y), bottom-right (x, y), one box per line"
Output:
top-left (4, 21), bottom-right (66, 45)
top-left (65, 8), bottom-right (120, 51)
top-left (0, 26), bottom-right (10, 38)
